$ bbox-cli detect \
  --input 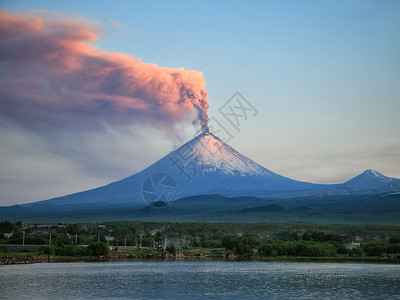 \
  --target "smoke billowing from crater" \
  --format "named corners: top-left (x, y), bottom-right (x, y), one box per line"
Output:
top-left (0, 12), bottom-right (209, 132)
